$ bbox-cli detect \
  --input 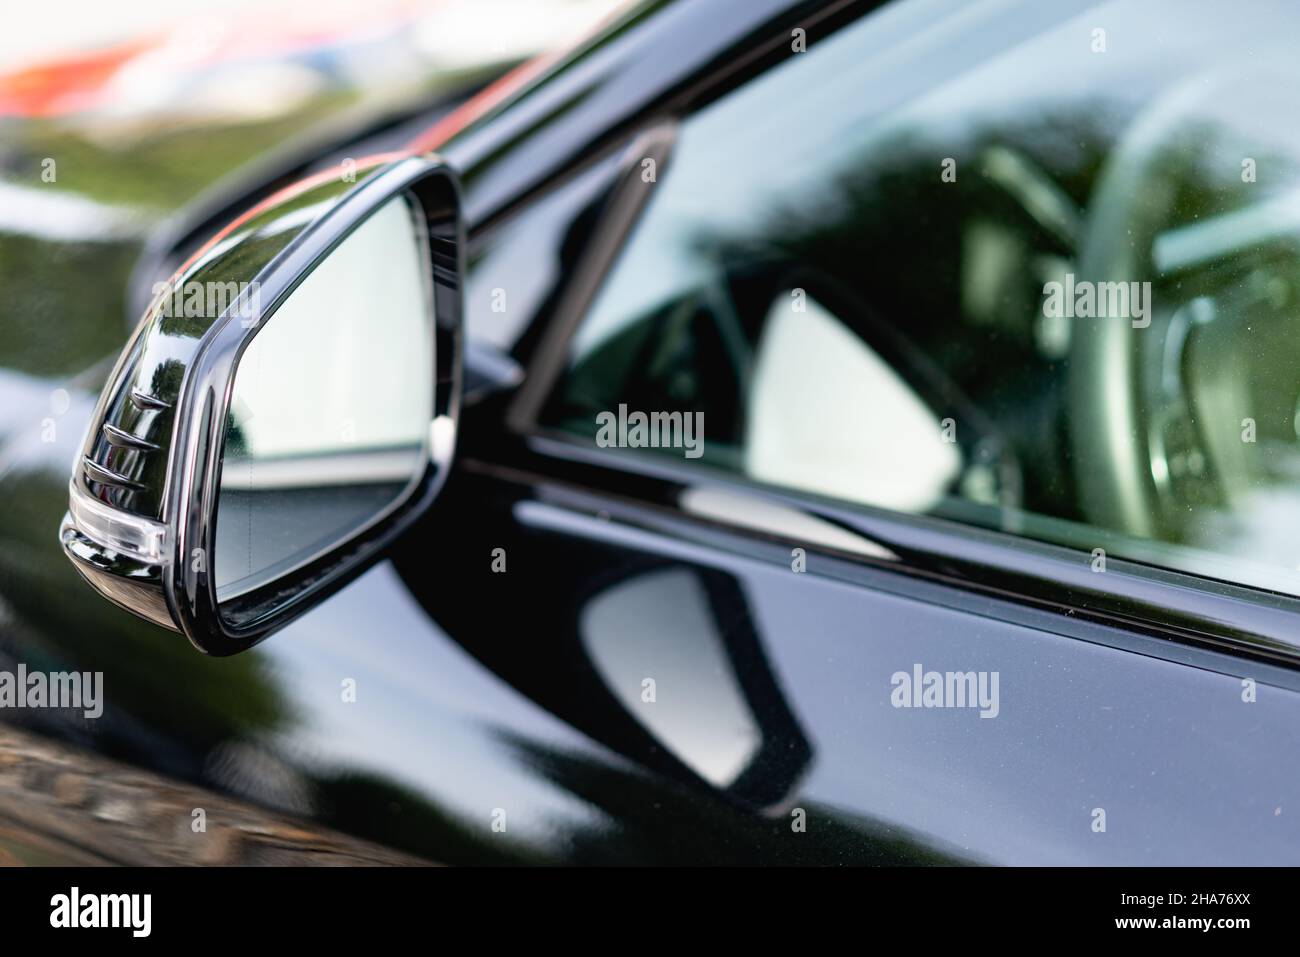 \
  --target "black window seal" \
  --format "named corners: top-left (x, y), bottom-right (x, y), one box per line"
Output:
top-left (471, 429), bottom-right (1300, 670)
